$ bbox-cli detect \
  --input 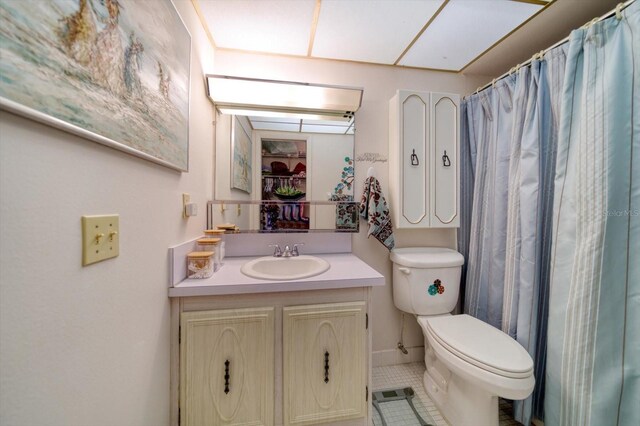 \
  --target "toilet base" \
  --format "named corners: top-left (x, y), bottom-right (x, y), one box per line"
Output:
top-left (423, 368), bottom-right (498, 426)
